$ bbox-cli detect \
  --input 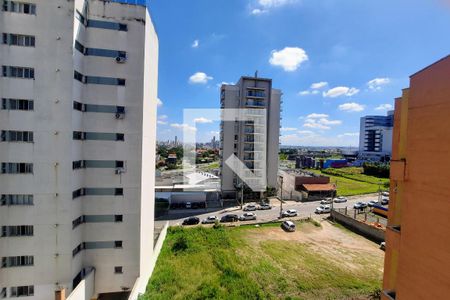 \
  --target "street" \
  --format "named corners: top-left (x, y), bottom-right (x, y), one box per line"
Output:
top-left (156, 193), bottom-right (382, 227)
